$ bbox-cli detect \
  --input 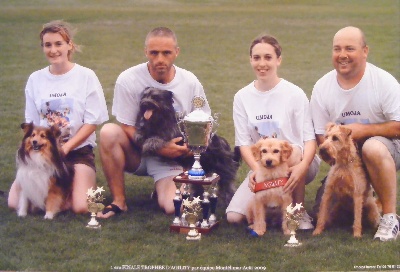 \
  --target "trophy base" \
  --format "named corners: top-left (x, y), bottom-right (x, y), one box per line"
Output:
top-left (284, 242), bottom-right (302, 247)
top-left (86, 224), bottom-right (102, 229)
top-left (284, 235), bottom-right (302, 247)
top-left (170, 221), bottom-right (219, 234)
top-left (174, 172), bottom-right (220, 185)
top-left (186, 233), bottom-right (202, 241)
